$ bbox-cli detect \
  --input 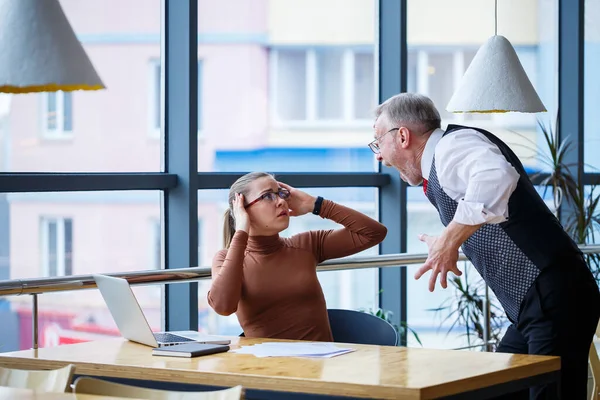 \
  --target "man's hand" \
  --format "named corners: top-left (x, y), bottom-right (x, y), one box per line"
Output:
top-left (414, 233), bottom-right (462, 291)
